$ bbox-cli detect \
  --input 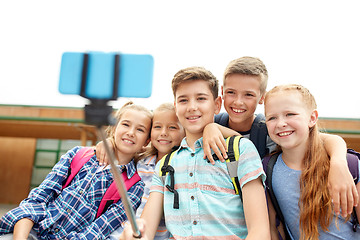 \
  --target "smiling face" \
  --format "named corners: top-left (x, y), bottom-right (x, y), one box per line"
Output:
top-left (222, 74), bottom-right (264, 132)
top-left (151, 110), bottom-right (185, 159)
top-left (114, 109), bottom-right (151, 163)
top-left (174, 79), bottom-right (221, 142)
top-left (265, 91), bottom-right (317, 151)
